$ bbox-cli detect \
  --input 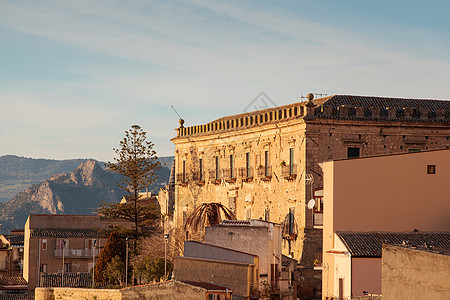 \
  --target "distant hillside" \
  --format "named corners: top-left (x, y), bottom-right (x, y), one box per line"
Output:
top-left (0, 156), bottom-right (87, 203)
top-left (0, 155), bottom-right (173, 203)
top-left (0, 156), bottom-right (173, 233)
